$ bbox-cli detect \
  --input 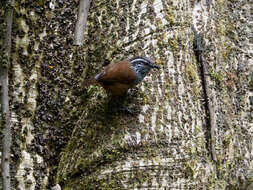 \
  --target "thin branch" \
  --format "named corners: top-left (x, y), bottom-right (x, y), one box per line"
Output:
top-left (74, 0), bottom-right (92, 46)
top-left (1, 0), bottom-right (14, 189)
top-left (192, 25), bottom-right (217, 162)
